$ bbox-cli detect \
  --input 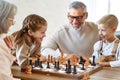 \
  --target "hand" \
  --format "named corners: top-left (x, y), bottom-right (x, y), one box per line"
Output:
top-left (40, 55), bottom-right (46, 62)
top-left (4, 35), bottom-right (15, 50)
top-left (66, 54), bottom-right (78, 59)
top-left (96, 61), bottom-right (110, 67)
top-left (65, 54), bottom-right (79, 65)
